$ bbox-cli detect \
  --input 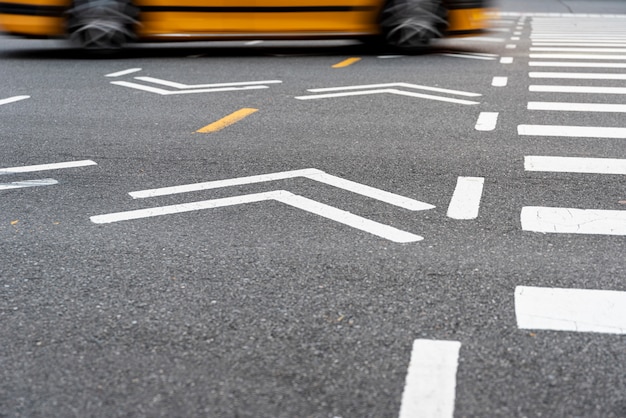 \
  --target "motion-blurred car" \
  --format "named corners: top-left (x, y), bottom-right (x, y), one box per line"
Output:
top-left (0, 0), bottom-right (492, 51)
